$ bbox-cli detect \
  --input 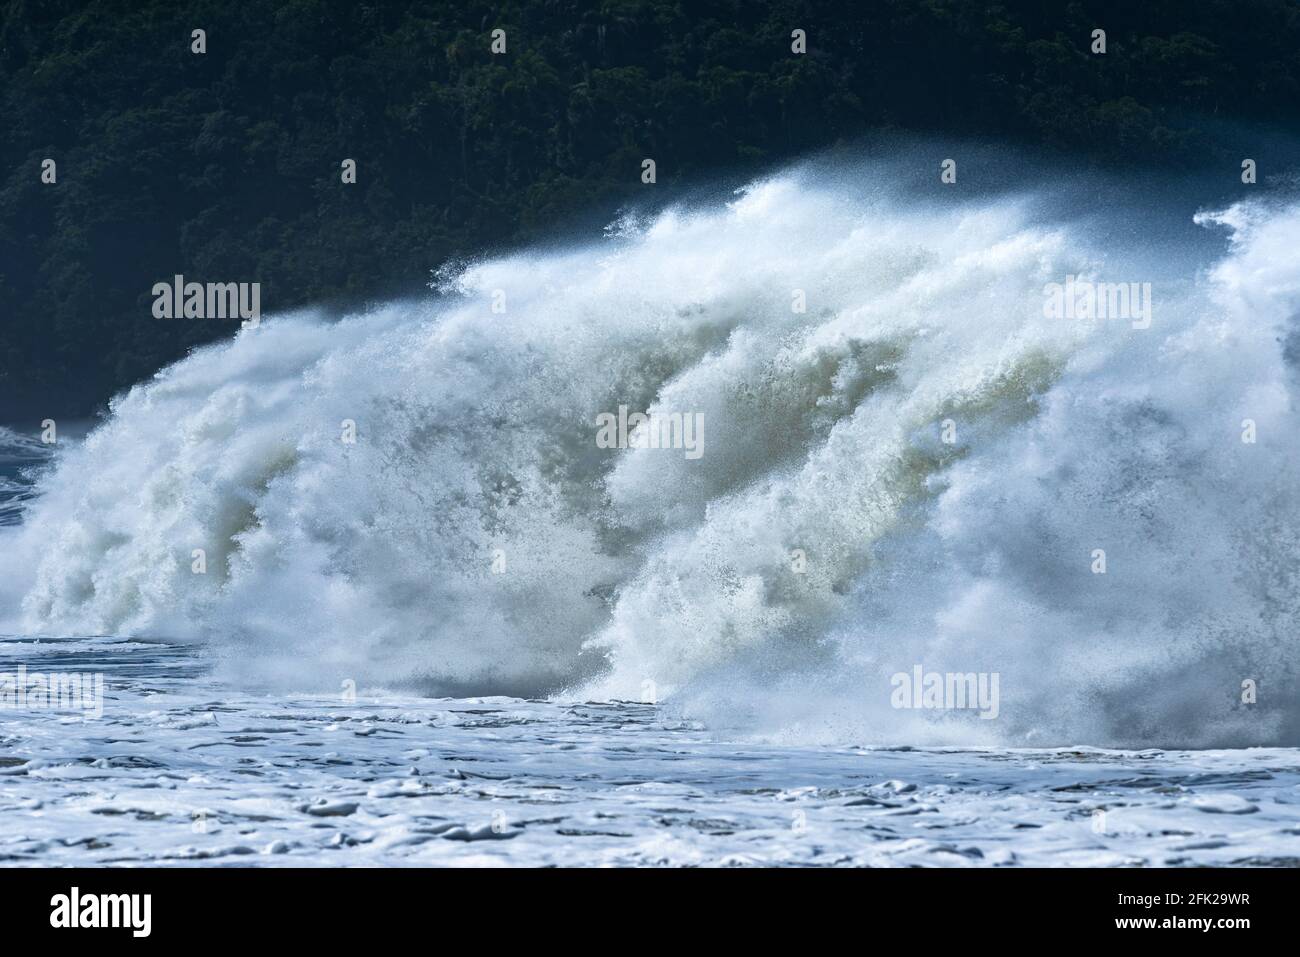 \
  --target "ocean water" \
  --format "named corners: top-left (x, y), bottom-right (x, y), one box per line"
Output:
top-left (1, 151), bottom-right (1298, 865)
top-left (1, 634), bottom-right (1298, 866)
